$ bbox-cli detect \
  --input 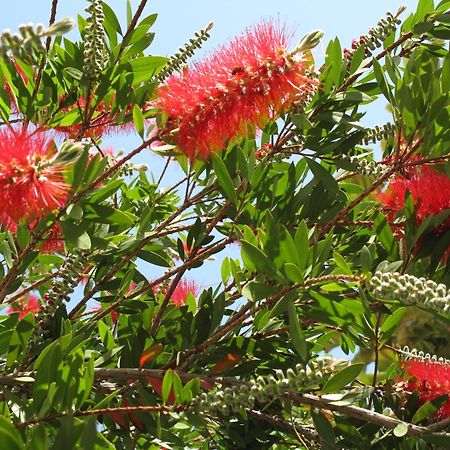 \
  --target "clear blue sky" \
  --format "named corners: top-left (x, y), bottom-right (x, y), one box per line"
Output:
top-left (1, 1), bottom-right (419, 290)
